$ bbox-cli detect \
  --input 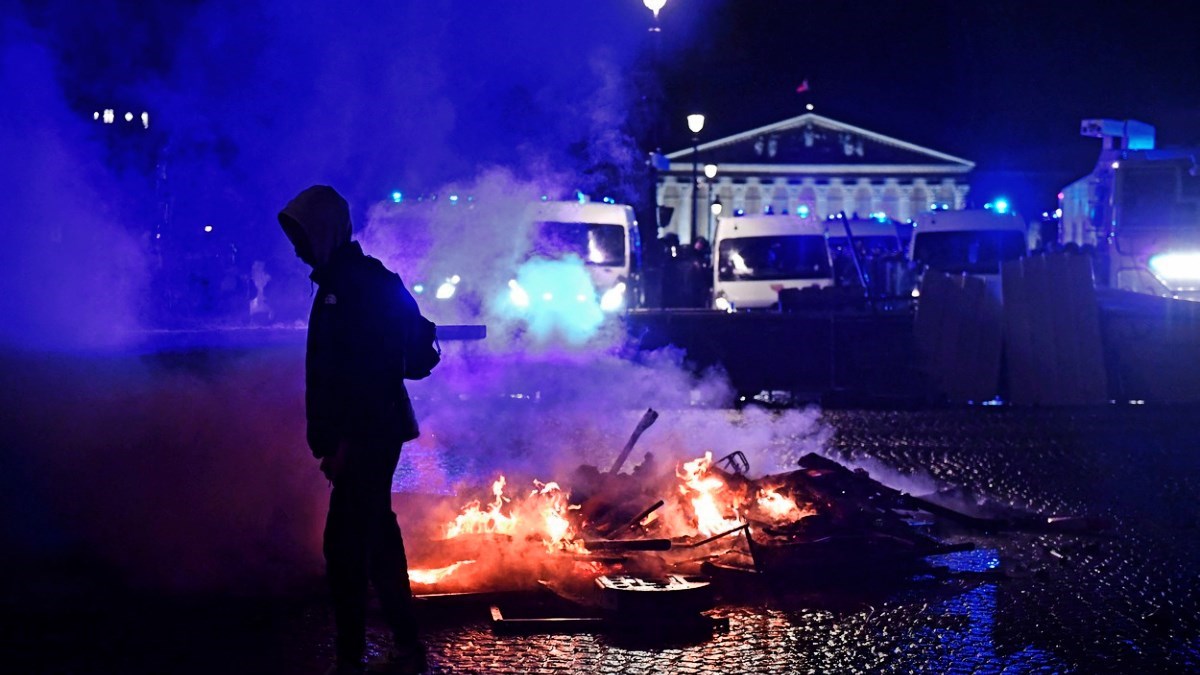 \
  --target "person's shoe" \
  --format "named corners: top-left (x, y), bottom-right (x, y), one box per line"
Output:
top-left (367, 642), bottom-right (428, 674)
top-left (324, 661), bottom-right (366, 675)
